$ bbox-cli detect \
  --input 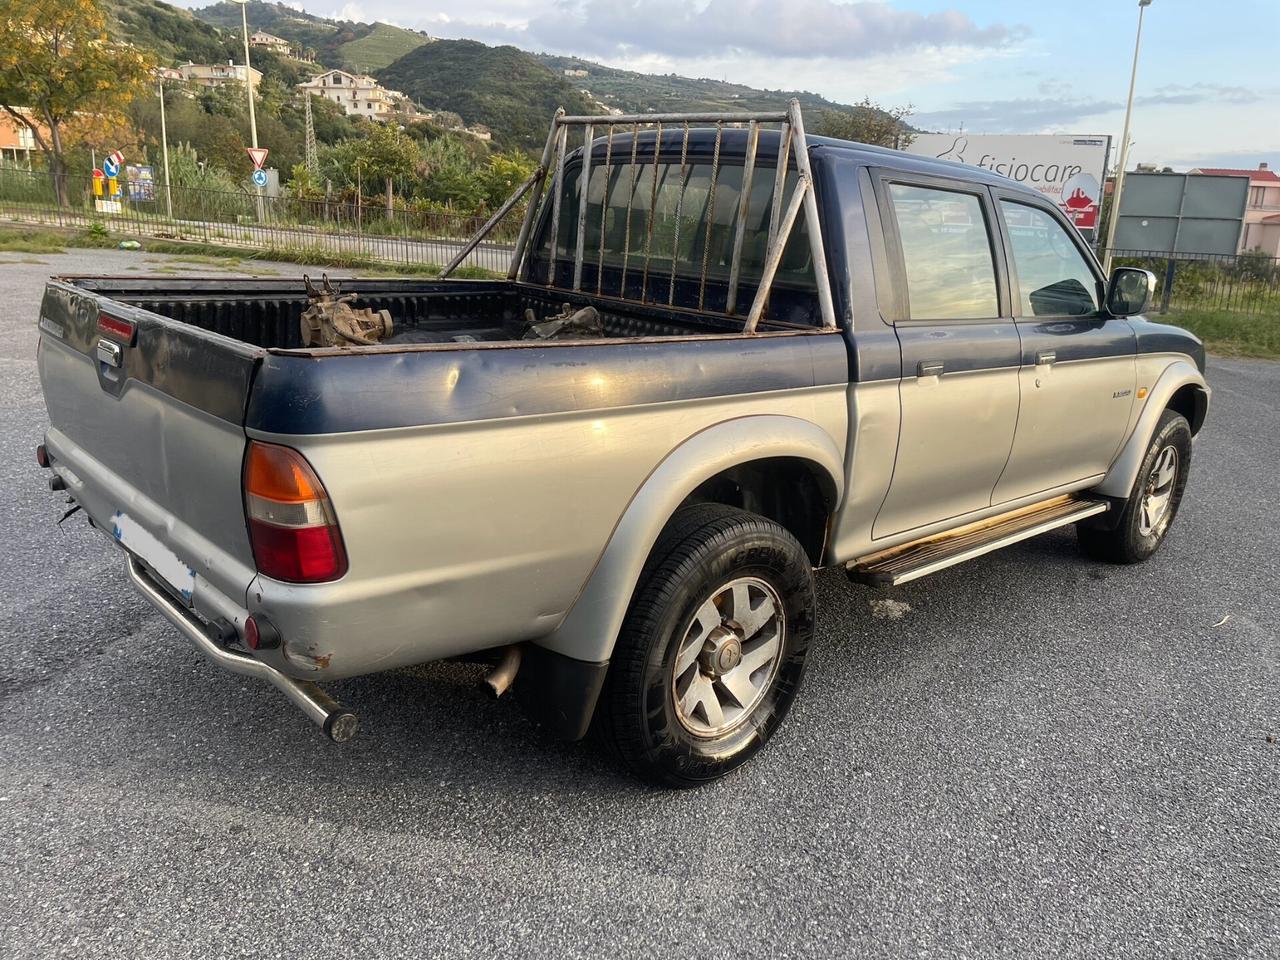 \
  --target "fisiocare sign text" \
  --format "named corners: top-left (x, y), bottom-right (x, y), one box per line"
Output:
top-left (904, 134), bottom-right (1112, 236)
